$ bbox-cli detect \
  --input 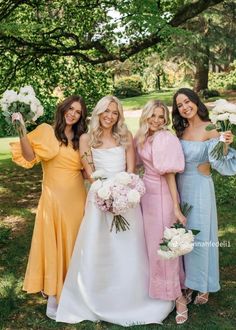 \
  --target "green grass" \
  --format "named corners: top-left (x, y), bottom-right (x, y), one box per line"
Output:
top-left (0, 138), bottom-right (236, 329)
top-left (121, 89), bottom-right (236, 111)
